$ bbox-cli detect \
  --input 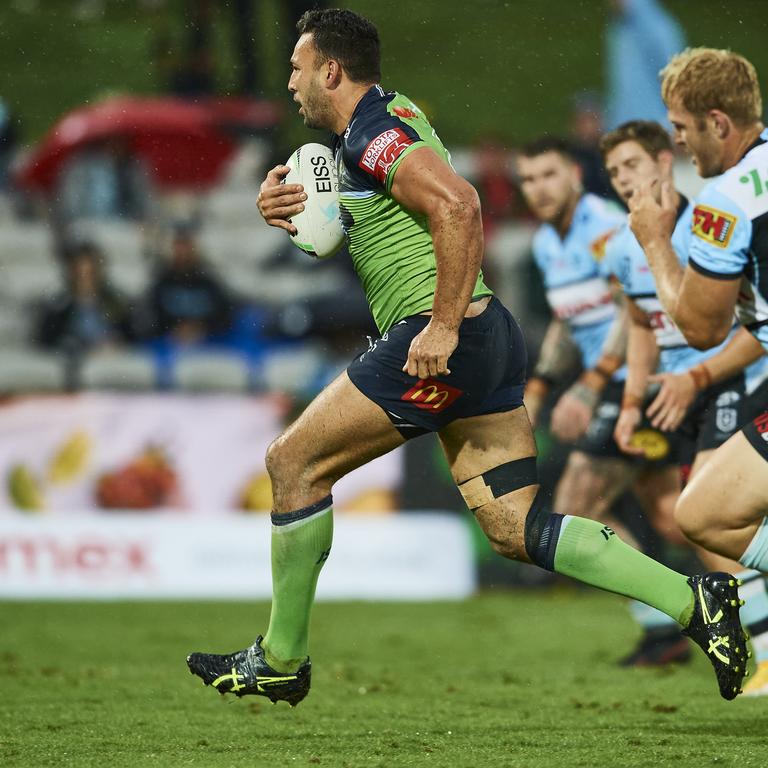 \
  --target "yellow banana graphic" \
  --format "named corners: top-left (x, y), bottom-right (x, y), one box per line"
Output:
top-left (8, 464), bottom-right (45, 511)
top-left (48, 430), bottom-right (92, 485)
